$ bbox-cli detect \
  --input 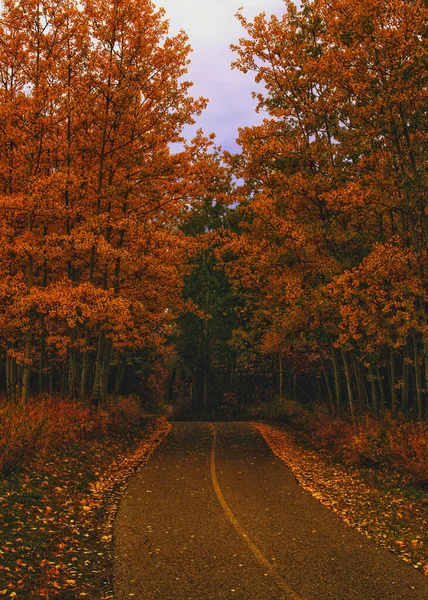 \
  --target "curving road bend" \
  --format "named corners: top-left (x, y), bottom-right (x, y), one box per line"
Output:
top-left (114, 422), bottom-right (428, 600)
